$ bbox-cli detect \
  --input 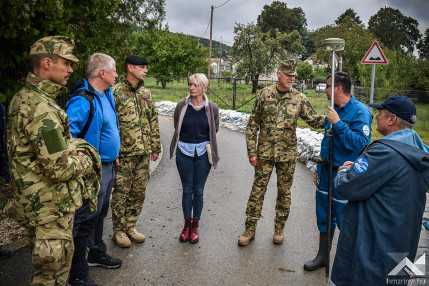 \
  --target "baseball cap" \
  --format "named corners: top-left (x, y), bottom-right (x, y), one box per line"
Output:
top-left (370, 95), bottom-right (416, 124)
top-left (30, 36), bottom-right (79, 63)
top-left (278, 60), bottom-right (297, 76)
